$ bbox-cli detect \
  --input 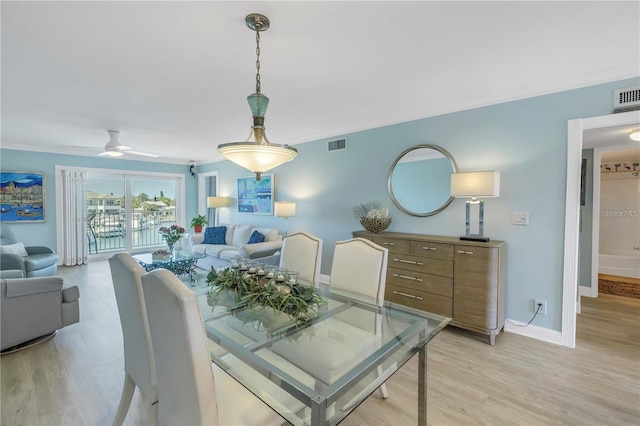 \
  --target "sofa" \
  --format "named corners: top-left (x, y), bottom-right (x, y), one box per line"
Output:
top-left (190, 224), bottom-right (283, 271)
top-left (1, 274), bottom-right (80, 352)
